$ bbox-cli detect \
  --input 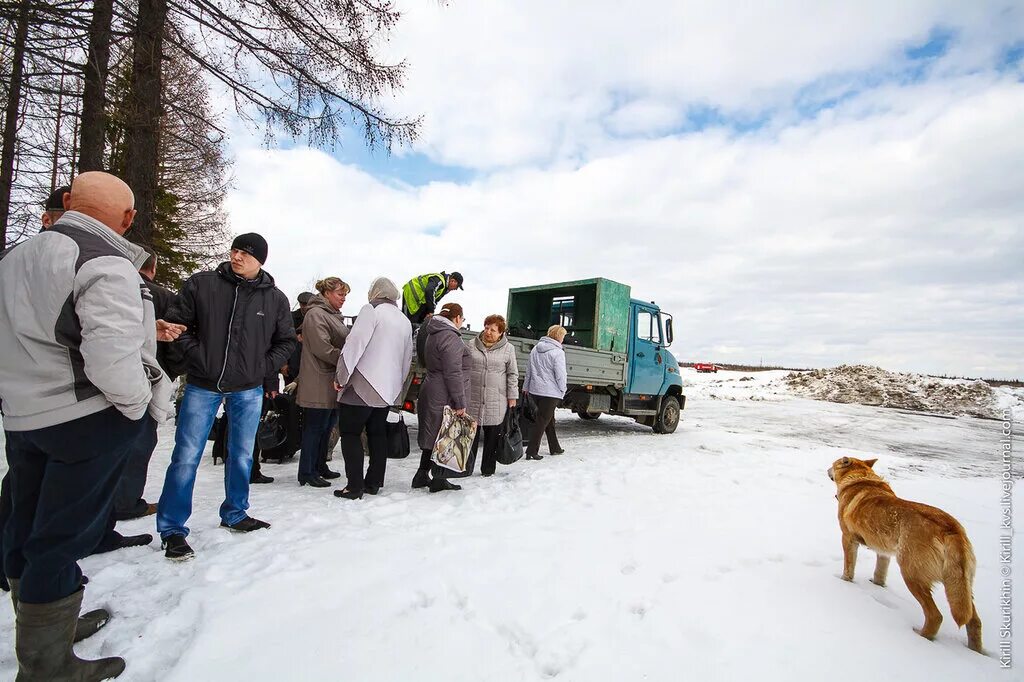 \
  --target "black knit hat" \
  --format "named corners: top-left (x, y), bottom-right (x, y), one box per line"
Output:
top-left (44, 186), bottom-right (70, 211)
top-left (231, 232), bottom-right (268, 264)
